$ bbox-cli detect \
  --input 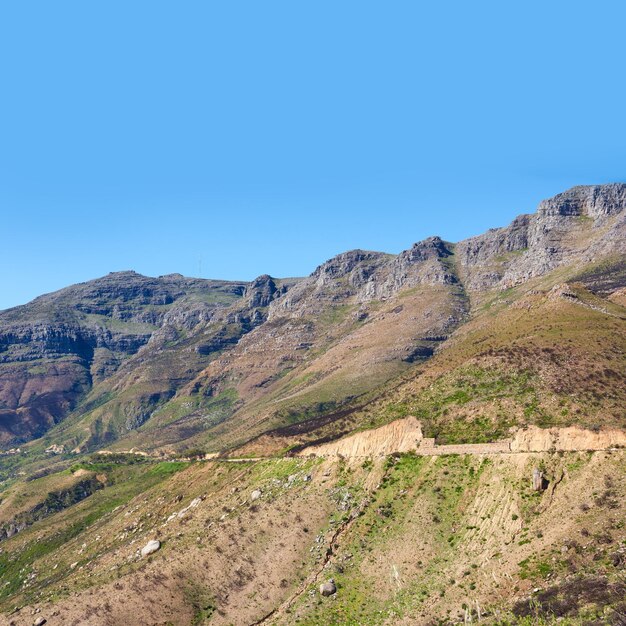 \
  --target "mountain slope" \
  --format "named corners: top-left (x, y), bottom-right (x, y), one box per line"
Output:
top-left (0, 183), bottom-right (625, 626)
top-left (2, 184), bottom-right (625, 458)
top-left (0, 272), bottom-right (303, 448)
